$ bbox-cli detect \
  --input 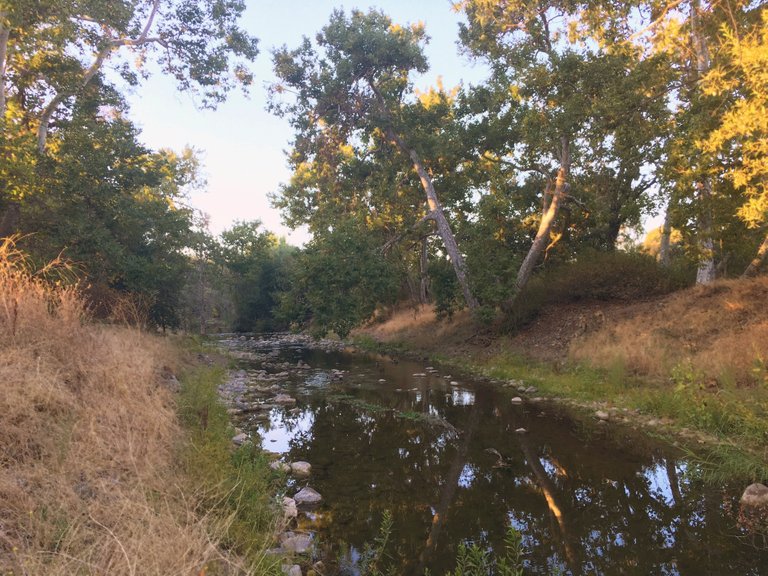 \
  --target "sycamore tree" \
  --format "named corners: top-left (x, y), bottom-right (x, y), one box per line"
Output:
top-left (0, 0), bottom-right (259, 153)
top-left (700, 11), bottom-right (768, 276)
top-left (456, 0), bottom-right (670, 301)
top-left (270, 9), bottom-right (479, 310)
